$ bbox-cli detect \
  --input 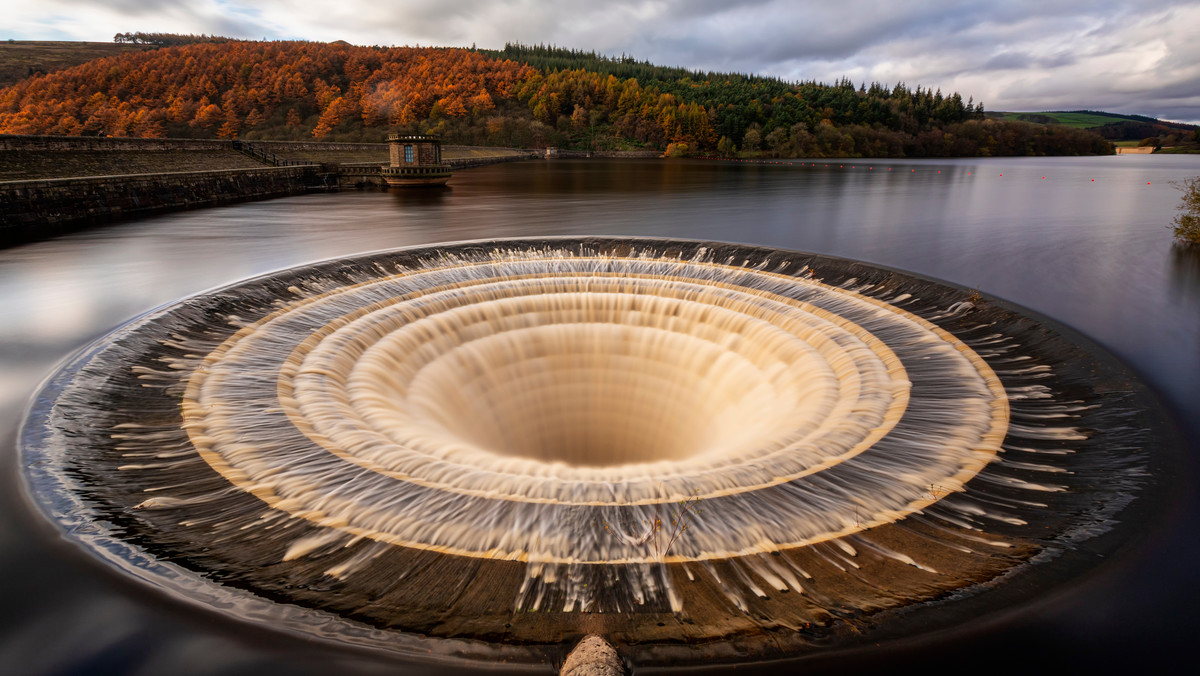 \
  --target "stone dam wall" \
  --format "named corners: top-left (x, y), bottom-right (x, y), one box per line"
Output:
top-left (0, 135), bottom-right (231, 152)
top-left (1115, 146), bottom-right (1155, 155)
top-left (1, 166), bottom-right (309, 244)
top-left (0, 135), bottom-right (657, 244)
top-left (0, 135), bottom-right (528, 242)
top-left (546, 149), bottom-right (661, 159)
